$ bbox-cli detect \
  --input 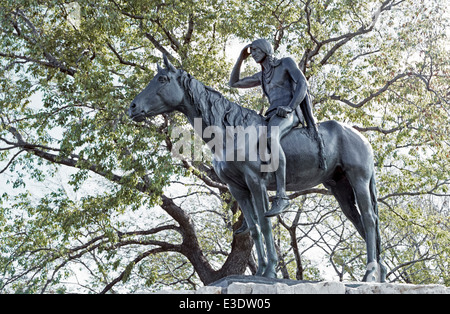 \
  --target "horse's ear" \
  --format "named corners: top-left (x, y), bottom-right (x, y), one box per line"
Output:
top-left (163, 54), bottom-right (177, 73)
top-left (157, 63), bottom-right (163, 73)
